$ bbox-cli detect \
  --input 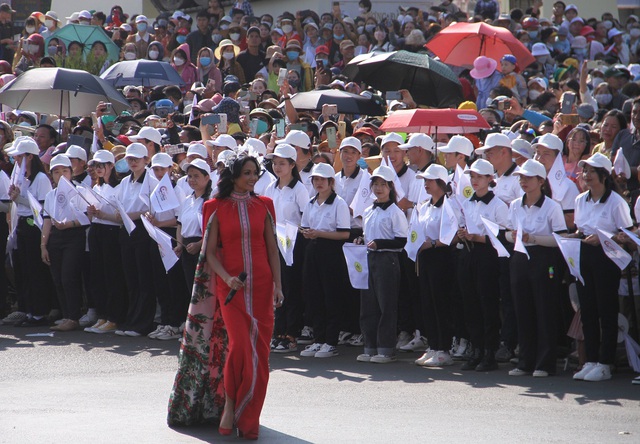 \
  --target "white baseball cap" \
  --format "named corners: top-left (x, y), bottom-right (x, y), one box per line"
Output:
top-left (339, 136), bottom-right (362, 153)
top-left (151, 152), bottom-right (173, 168)
top-left (128, 126), bottom-right (163, 145)
top-left (276, 130), bottom-right (311, 149)
top-left (135, 14), bottom-right (148, 23)
top-left (398, 133), bottom-right (435, 153)
top-left (243, 138), bottom-right (267, 157)
top-left (380, 132), bottom-right (404, 147)
top-left (578, 152), bottom-right (612, 174)
top-left (417, 163), bottom-right (449, 182)
top-left (266, 143), bottom-right (297, 161)
top-left (514, 159), bottom-right (547, 179)
top-left (186, 143), bottom-right (208, 158)
top-left (439, 135), bottom-right (474, 156)
top-left (207, 134), bottom-right (237, 150)
top-left (182, 158), bottom-right (211, 175)
top-left (11, 136), bottom-right (39, 155)
top-left (216, 149), bottom-right (236, 165)
top-left (50, 154), bottom-right (72, 169)
top-left (511, 139), bottom-right (534, 159)
top-left (476, 133), bottom-right (512, 154)
top-left (531, 43), bottom-right (550, 57)
top-left (371, 165), bottom-right (396, 182)
top-left (125, 142), bottom-right (148, 158)
top-left (88, 149), bottom-right (115, 165)
top-left (310, 162), bottom-right (335, 179)
top-left (464, 159), bottom-right (494, 176)
top-left (532, 133), bottom-right (563, 151)
top-left (66, 145), bottom-right (87, 162)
